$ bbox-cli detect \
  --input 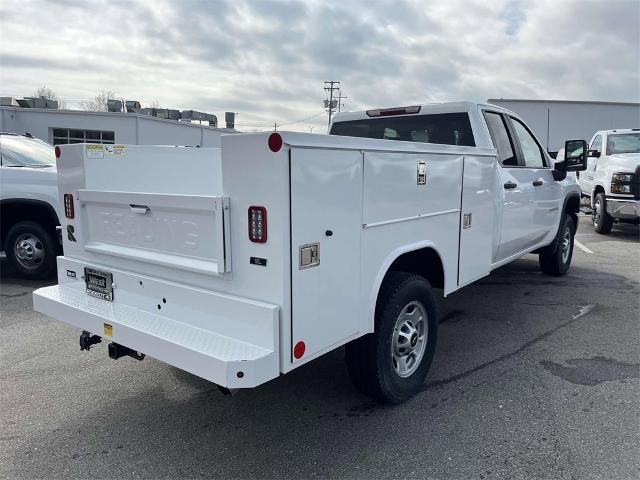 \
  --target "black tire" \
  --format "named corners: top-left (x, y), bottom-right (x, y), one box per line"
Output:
top-left (539, 214), bottom-right (575, 276)
top-left (592, 192), bottom-right (613, 234)
top-left (4, 221), bottom-right (57, 279)
top-left (345, 272), bottom-right (438, 404)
